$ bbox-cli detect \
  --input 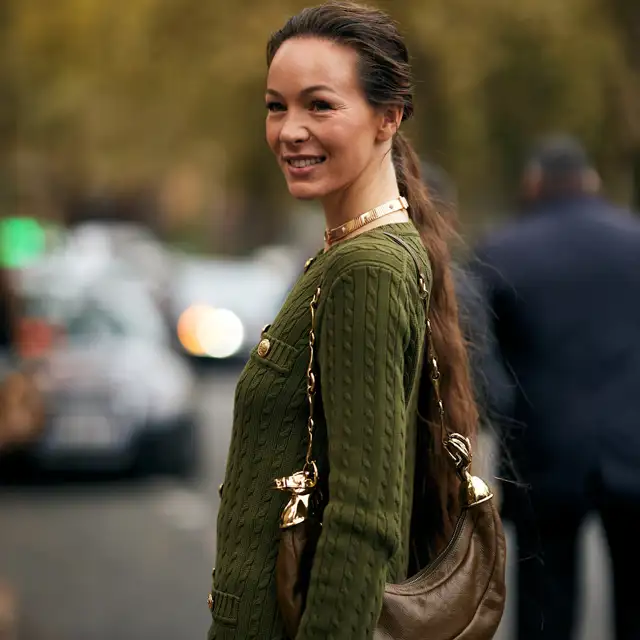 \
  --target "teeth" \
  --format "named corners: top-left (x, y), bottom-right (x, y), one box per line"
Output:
top-left (288, 158), bottom-right (324, 168)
